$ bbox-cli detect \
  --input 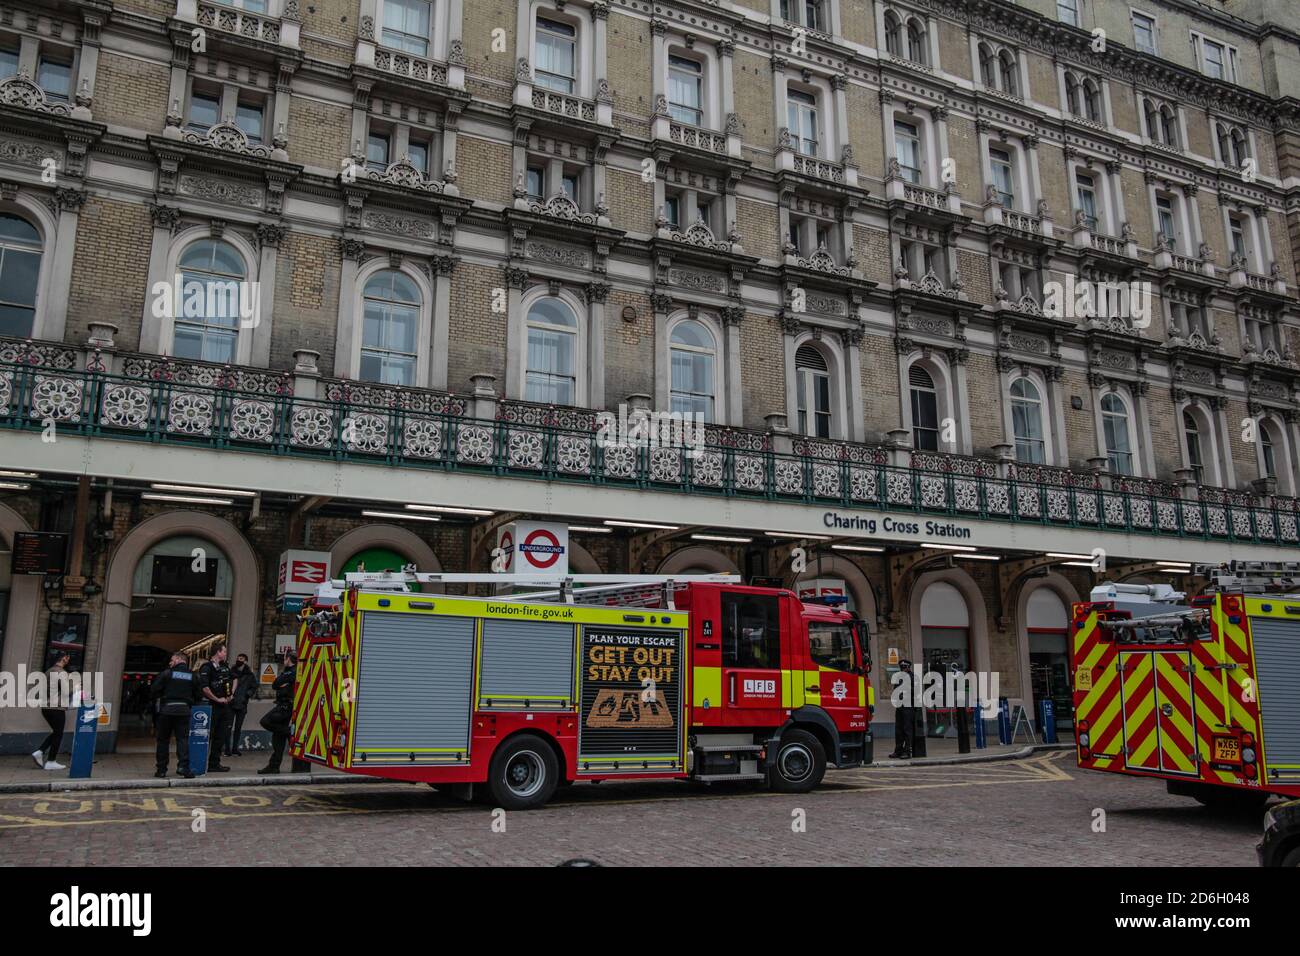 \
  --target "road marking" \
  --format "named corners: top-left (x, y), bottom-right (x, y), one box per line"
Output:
top-left (0, 755), bottom-right (1073, 830)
